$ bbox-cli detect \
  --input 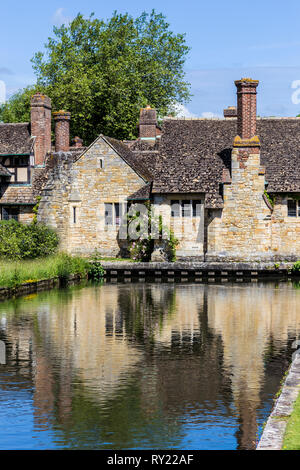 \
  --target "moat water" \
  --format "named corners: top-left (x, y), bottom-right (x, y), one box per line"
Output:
top-left (0, 281), bottom-right (299, 450)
